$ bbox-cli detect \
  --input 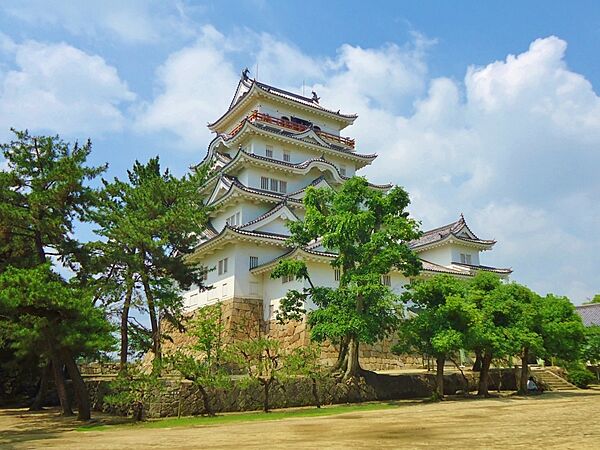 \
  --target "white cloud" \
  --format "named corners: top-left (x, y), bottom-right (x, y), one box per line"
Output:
top-left (134, 26), bottom-right (239, 149)
top-left (0, 38), bottom-right (134, 138)
top-left (3, 0), bottom-right (196, 44)
top-left (139, 31), bottom-right (599, 302)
